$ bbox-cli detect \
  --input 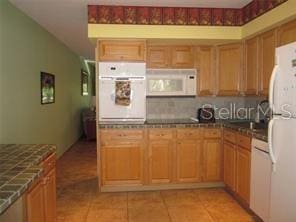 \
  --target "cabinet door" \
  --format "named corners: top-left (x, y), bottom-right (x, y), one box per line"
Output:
top-left (203, 139), bottom-right (222, 182)
top-left (171, 46), bottom-right (194, 68)
top-left (244, 37), bottom-right (259, 95)
top-left (236, 147), bottom-right (251, 204)
top-left (223, 142), bottom-right (236, 191)
top-left (101, 141), bottom-right (143, 185)
top-left (99, 40), bottom-right (145, 61)
top-left (216, 43), bottom-right (242, 96)
top-left (27, 181), bottom-right (46, 222)
top-left (147, 46), bottom-right (170, 68)
top-left (43, 169), bottom-right (56, 222)
top-left (278, 19), bottom-right (296, 46)
top-left (259, 29), bottom-right (276, 95)
top-left (149, 140), bottom-right (173, 183)
top-left (196, 46), bottom-right (215, 96)
top-left (176, 140), bottom-right (202, 183)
